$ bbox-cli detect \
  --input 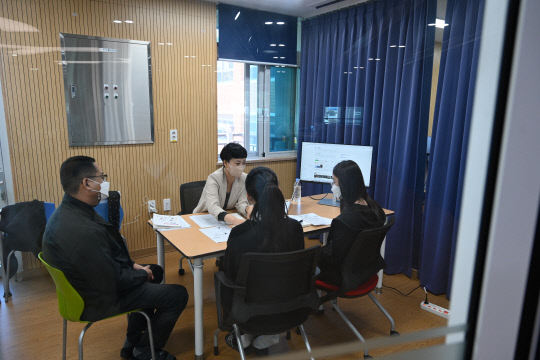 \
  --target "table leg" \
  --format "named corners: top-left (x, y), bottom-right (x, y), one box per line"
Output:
top-left (192, 258), bottom-right (205, 360)
top-left (375, 236), bottom-right (386, 294)
top-left (156, 232), bottom-right (165, 284)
